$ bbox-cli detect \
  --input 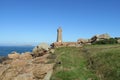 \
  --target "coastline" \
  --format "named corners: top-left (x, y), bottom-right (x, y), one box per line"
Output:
top-left (0, 43), bottom-right (55, 80)
top-left (0, 46), bottom-right (34, 56)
